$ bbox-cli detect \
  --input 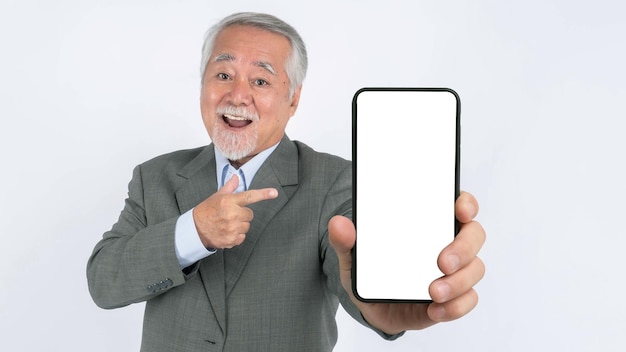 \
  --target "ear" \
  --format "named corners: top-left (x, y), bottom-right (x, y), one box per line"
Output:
top-left (288, 85), bottom-right (303, 117)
